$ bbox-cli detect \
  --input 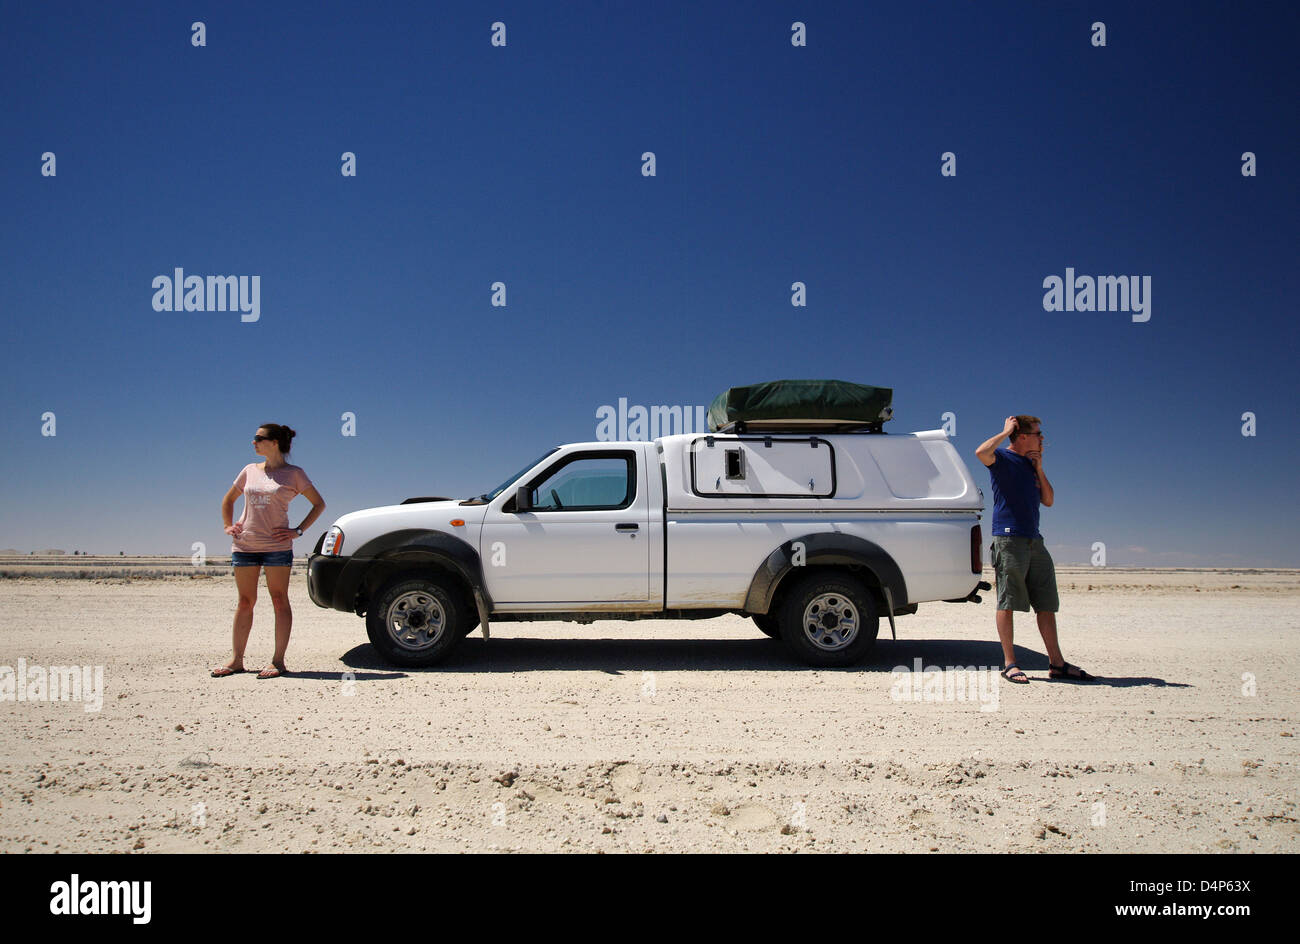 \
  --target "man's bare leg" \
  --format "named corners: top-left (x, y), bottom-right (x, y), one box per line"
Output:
top-left (996, 609), bottom-right (1016, 667)
top-left (1035, 610), bottom-right (1065, 667)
